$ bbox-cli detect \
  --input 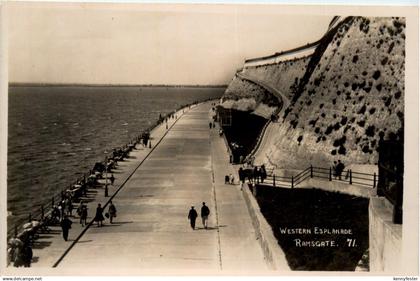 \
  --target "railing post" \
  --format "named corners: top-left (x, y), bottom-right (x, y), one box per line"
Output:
top-left (310, 165), bottom-right (313, 178)
top-left (291, 176), bottom-right (294, 189)
top-left (349, 170), bottom-right (353, 185)
top-left (14, 225), bottom-right (18, 237)
top-left (273, 175), bottom-right (276, 187)
top-left (329, 167), bottom-right (332, 181)
top-left (373, 173), bottom-right (376, 188)
top-left (41, 205), bottom-right (44, 219)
